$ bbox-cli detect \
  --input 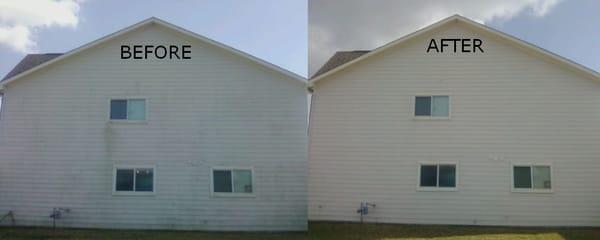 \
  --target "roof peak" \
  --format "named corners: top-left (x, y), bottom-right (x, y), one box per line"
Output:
top-left (1, 17), bottom-right (305, 85)
top-left (311, 14), bottom-right (599, 83)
